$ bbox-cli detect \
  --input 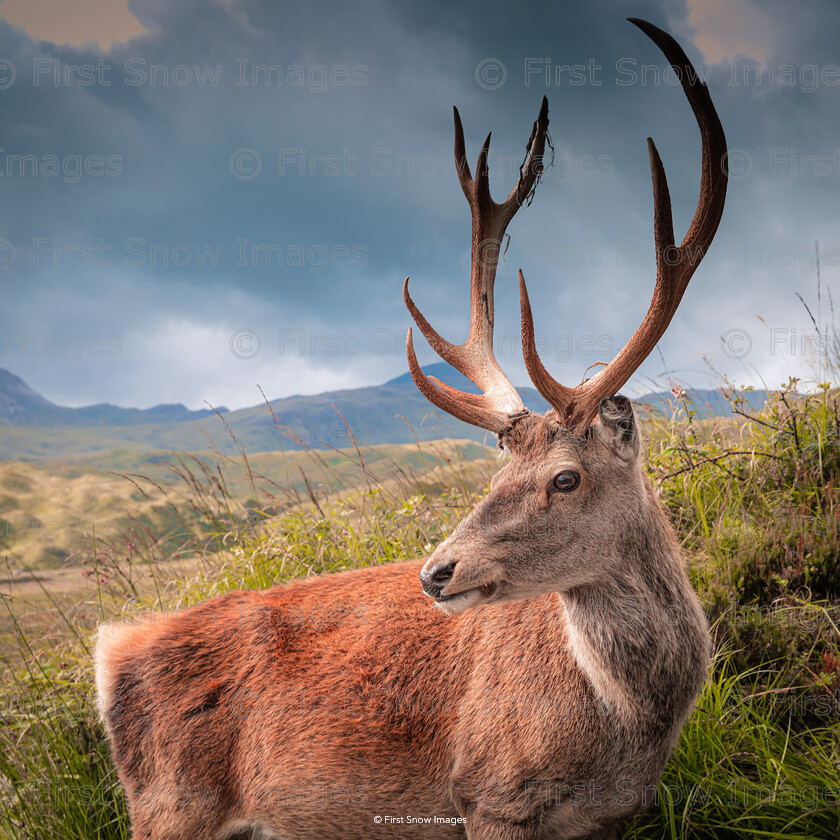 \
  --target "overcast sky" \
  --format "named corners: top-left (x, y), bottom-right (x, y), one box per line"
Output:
top-left (0, 0), bottom-right (838, 410)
